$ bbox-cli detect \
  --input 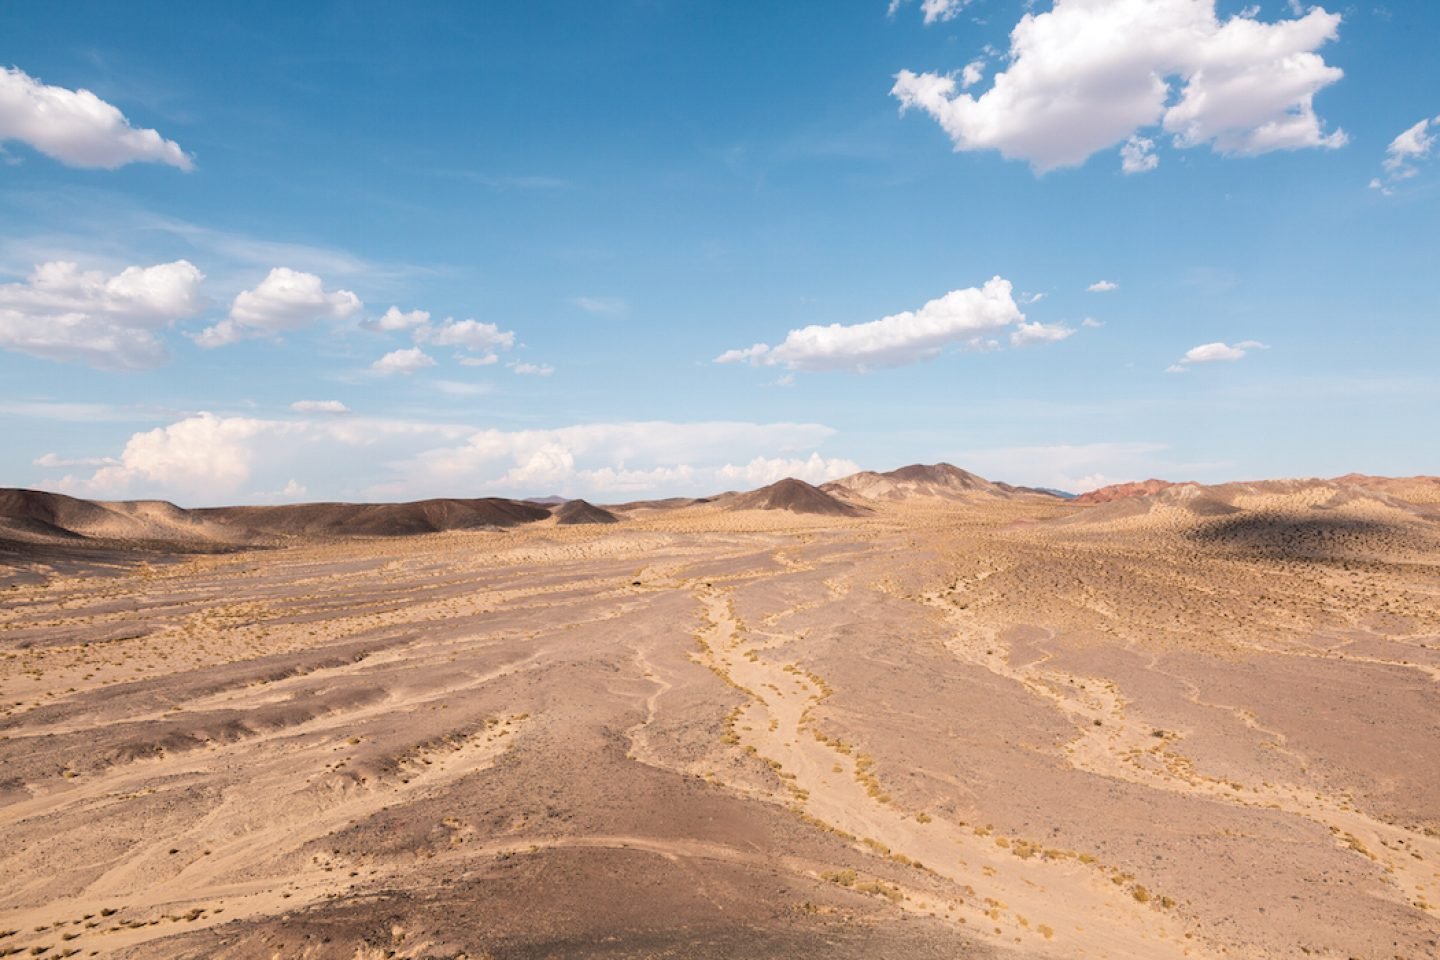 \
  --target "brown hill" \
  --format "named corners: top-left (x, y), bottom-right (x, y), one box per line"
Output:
top-left (198, 498), bottom-right (551, 537)
top-left (610, 496), bottom-right (708, 511)
top-left (0, 489), bottom-right (246, 545)
top-left (1073, 479), bottom-right (1182, 504)
top-left (824, 462), bottom-right (1027, 502)
top-left (0, 488), bottom-right (552, 547)
top-left (553, 499), bottom-right (620, 525)
top-left (726, 478), bottom-right (864, 516)
top-left (0, 488), bottom-right (124, 534)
